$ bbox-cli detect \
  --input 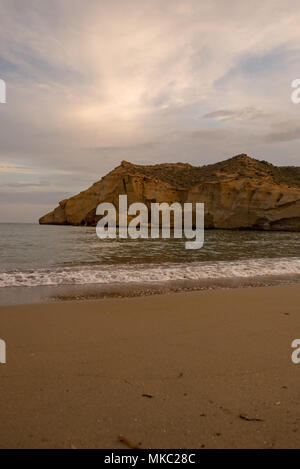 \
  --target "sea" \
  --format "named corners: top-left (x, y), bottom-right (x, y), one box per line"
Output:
top-left (0, 223), bottom-right (300, 304)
